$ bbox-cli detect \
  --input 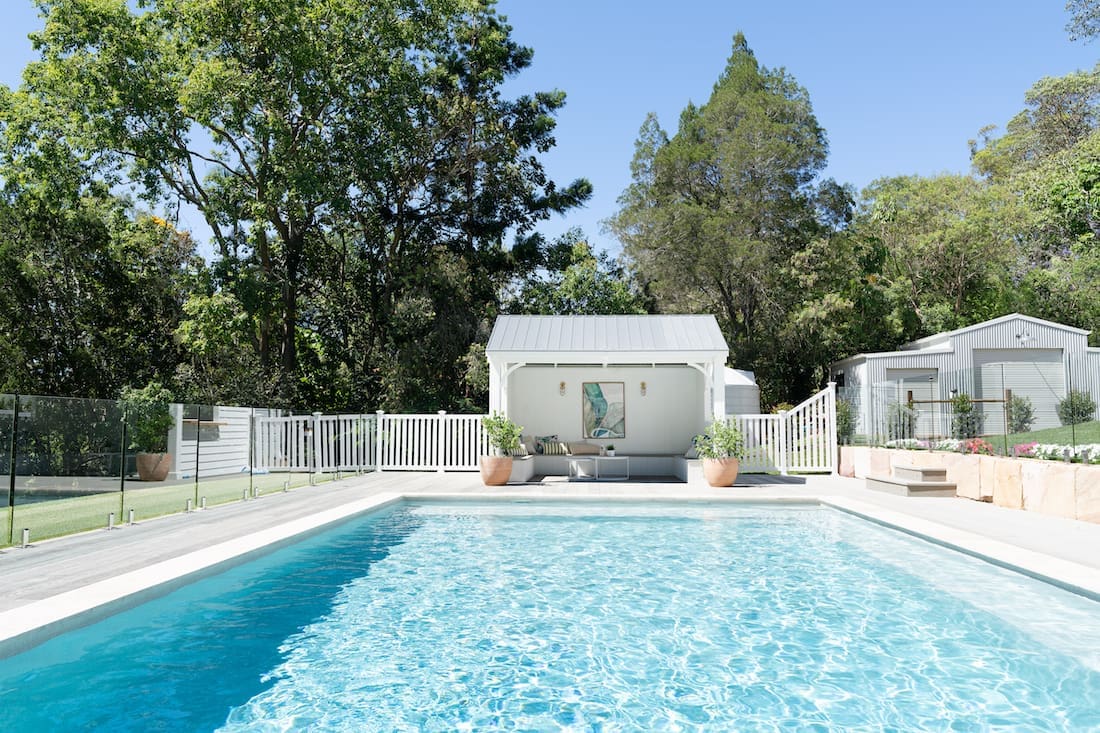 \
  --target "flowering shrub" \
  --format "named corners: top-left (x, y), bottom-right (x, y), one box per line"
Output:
top-left (1028, 443), bottom-right (1100, 463)
top-left (1012, 441), bottom-right (1038, 458)
top-left (878, 439), bottom-right (1100, 463)
top-left (884, 438), bottom-right (923, 449)
top-left (883, 438), bottom-right (962, 451)
top-left (961, 438), bottom-right (995, 455)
